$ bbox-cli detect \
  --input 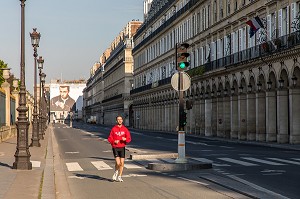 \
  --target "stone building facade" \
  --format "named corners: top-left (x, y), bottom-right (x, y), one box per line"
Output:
top-left (130, 0), bottom-right (300, 144)
top-left (83, 20), bottom-right (142, 126)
